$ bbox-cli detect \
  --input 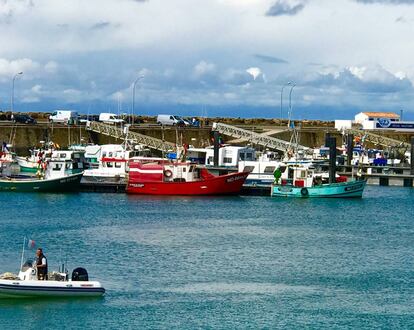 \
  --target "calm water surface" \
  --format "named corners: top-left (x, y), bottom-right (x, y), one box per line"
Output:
top-left (0, 186), bottom-right (413, 329)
